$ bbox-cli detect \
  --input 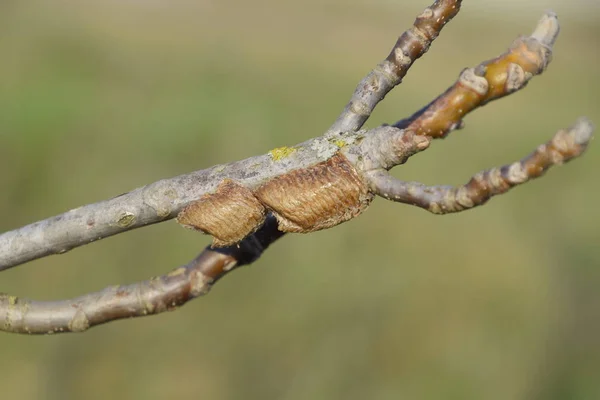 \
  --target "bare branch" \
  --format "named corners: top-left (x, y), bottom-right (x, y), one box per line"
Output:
top-left (1, 0), bottom-right (467, 270)
top-left (0, 10), bottom-right (589, 272)
top-left (368, 118), bottom-right (593, 213)
top-left (0, 5), bottom-right (594, 335)
top-left (365, 11), bottom-right (589, 212)
top-left (0, 132), bottom-right (363, 270)
top-left (0, 0), bottom-right (465, 272)
top-left (394, 11), bottom-right (559, 138)
top-left (0, 216), bottom-right (284, 334)
top-left (326, 0), bottom-right (462, 135)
